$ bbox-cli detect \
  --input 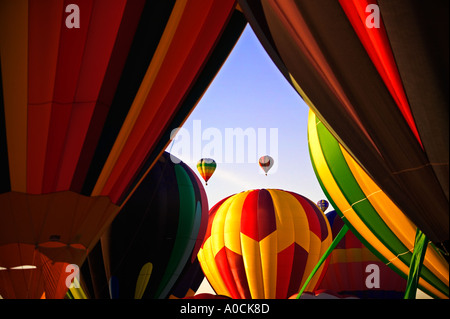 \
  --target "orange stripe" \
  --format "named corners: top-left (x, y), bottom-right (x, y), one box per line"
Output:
top-left (0, 0), bottom-right (28, 192)
top-left (104, 0), bottom-right (235, 202)
top-left (91, 0), bottom-right (188, 197)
